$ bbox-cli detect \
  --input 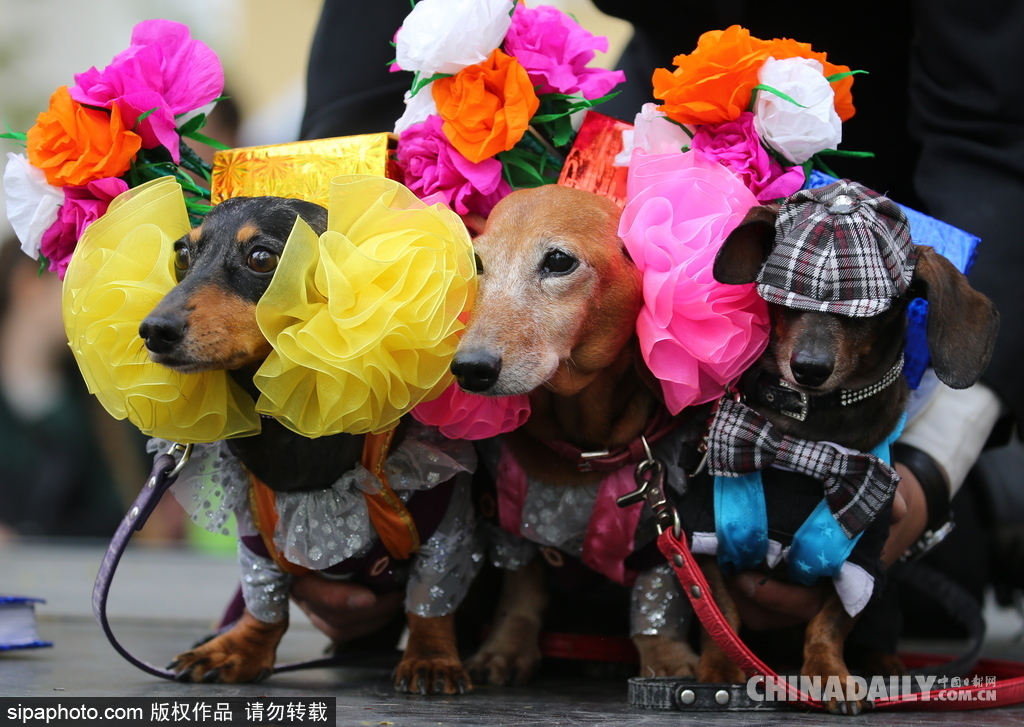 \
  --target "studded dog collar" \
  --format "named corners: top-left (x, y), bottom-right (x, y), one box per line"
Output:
top-left (747, 353), bottom-right (905, 422)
